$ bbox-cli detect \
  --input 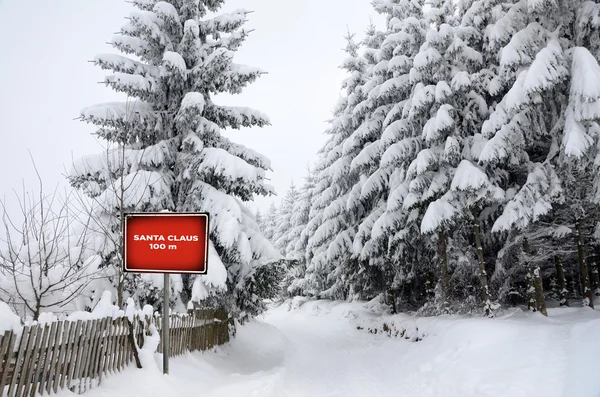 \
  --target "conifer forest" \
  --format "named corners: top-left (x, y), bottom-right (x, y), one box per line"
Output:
top-left (2, 0), bottom-right (600, 395)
